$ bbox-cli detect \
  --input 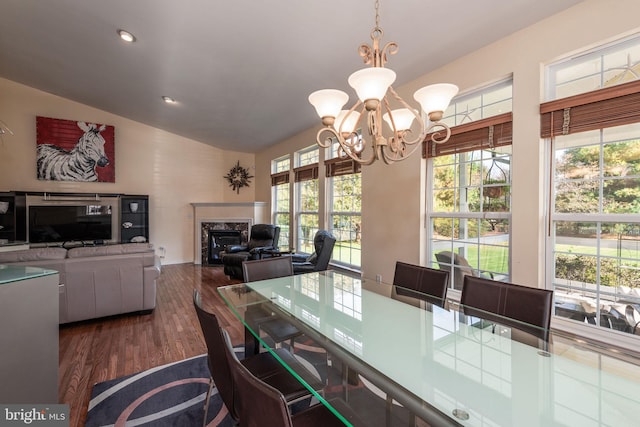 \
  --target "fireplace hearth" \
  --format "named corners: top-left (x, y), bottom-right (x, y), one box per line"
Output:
top-left (207, 230), bottom-right (242, 264)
